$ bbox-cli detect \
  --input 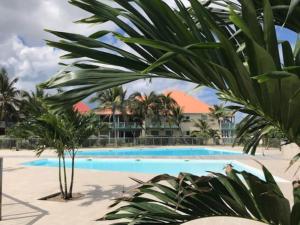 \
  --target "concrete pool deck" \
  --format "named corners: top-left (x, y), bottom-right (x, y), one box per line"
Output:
top-left (1, 145), bottom-right (299, 225)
